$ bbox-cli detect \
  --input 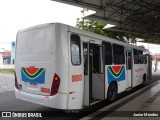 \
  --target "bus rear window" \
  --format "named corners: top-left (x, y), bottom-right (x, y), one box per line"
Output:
top-left (16, 27), bottom-right (53, 55)
top-left (71, 34), bottom-right (81, 65)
